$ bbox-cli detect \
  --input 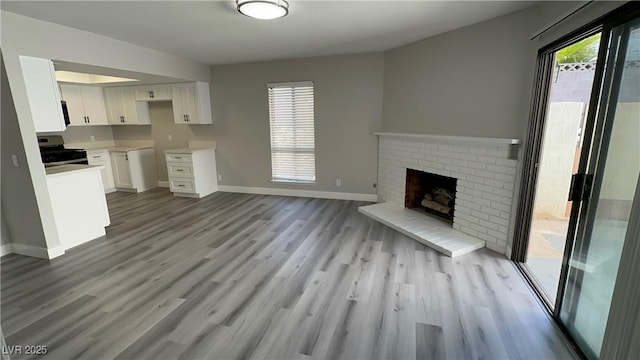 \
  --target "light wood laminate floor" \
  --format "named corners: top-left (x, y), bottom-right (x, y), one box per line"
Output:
top-left (1, 189), bottom-right (576, 359)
